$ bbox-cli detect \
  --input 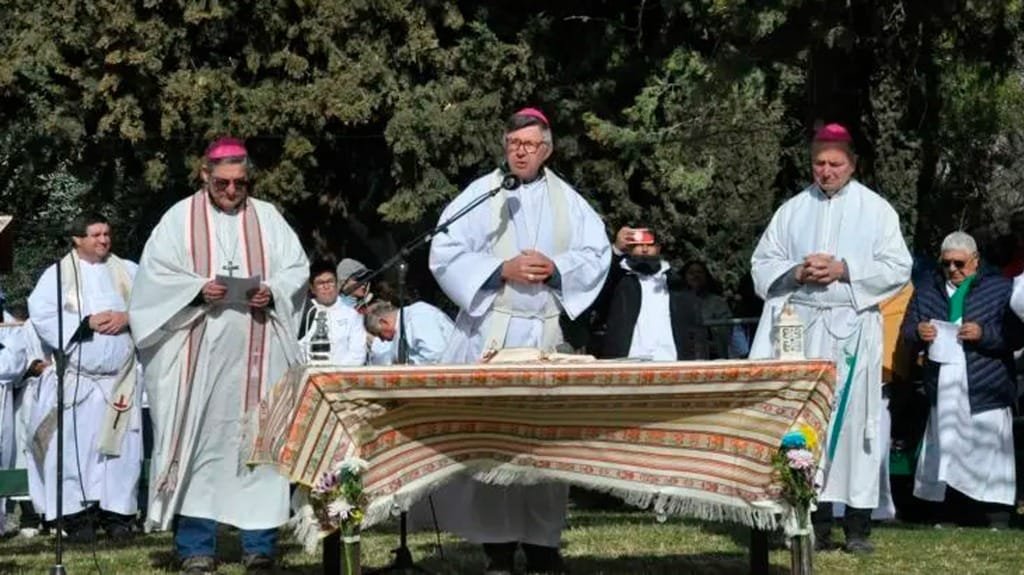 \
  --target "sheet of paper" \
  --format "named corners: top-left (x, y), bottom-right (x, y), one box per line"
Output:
top-left (215, 274), bottom-right (262, 305)
top-left (928, 319), bottom-right (963, 364)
